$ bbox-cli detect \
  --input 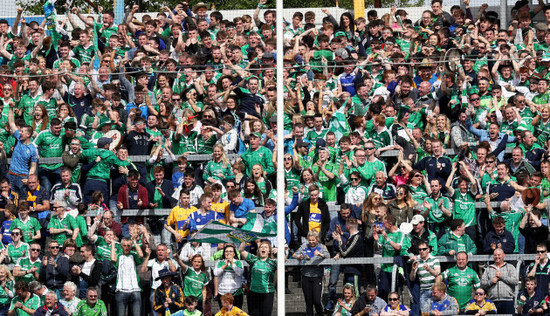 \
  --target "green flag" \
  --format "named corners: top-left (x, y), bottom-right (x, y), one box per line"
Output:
top-left (191, 213), bottom-right (276, 244)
